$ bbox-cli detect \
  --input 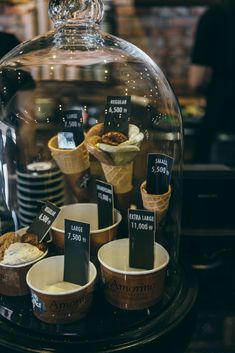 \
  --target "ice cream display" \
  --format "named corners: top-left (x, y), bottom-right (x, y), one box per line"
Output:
top-left (0, 0), bottom-right (184, 343)
top-left (85, 123), bottom-right (144, 213)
